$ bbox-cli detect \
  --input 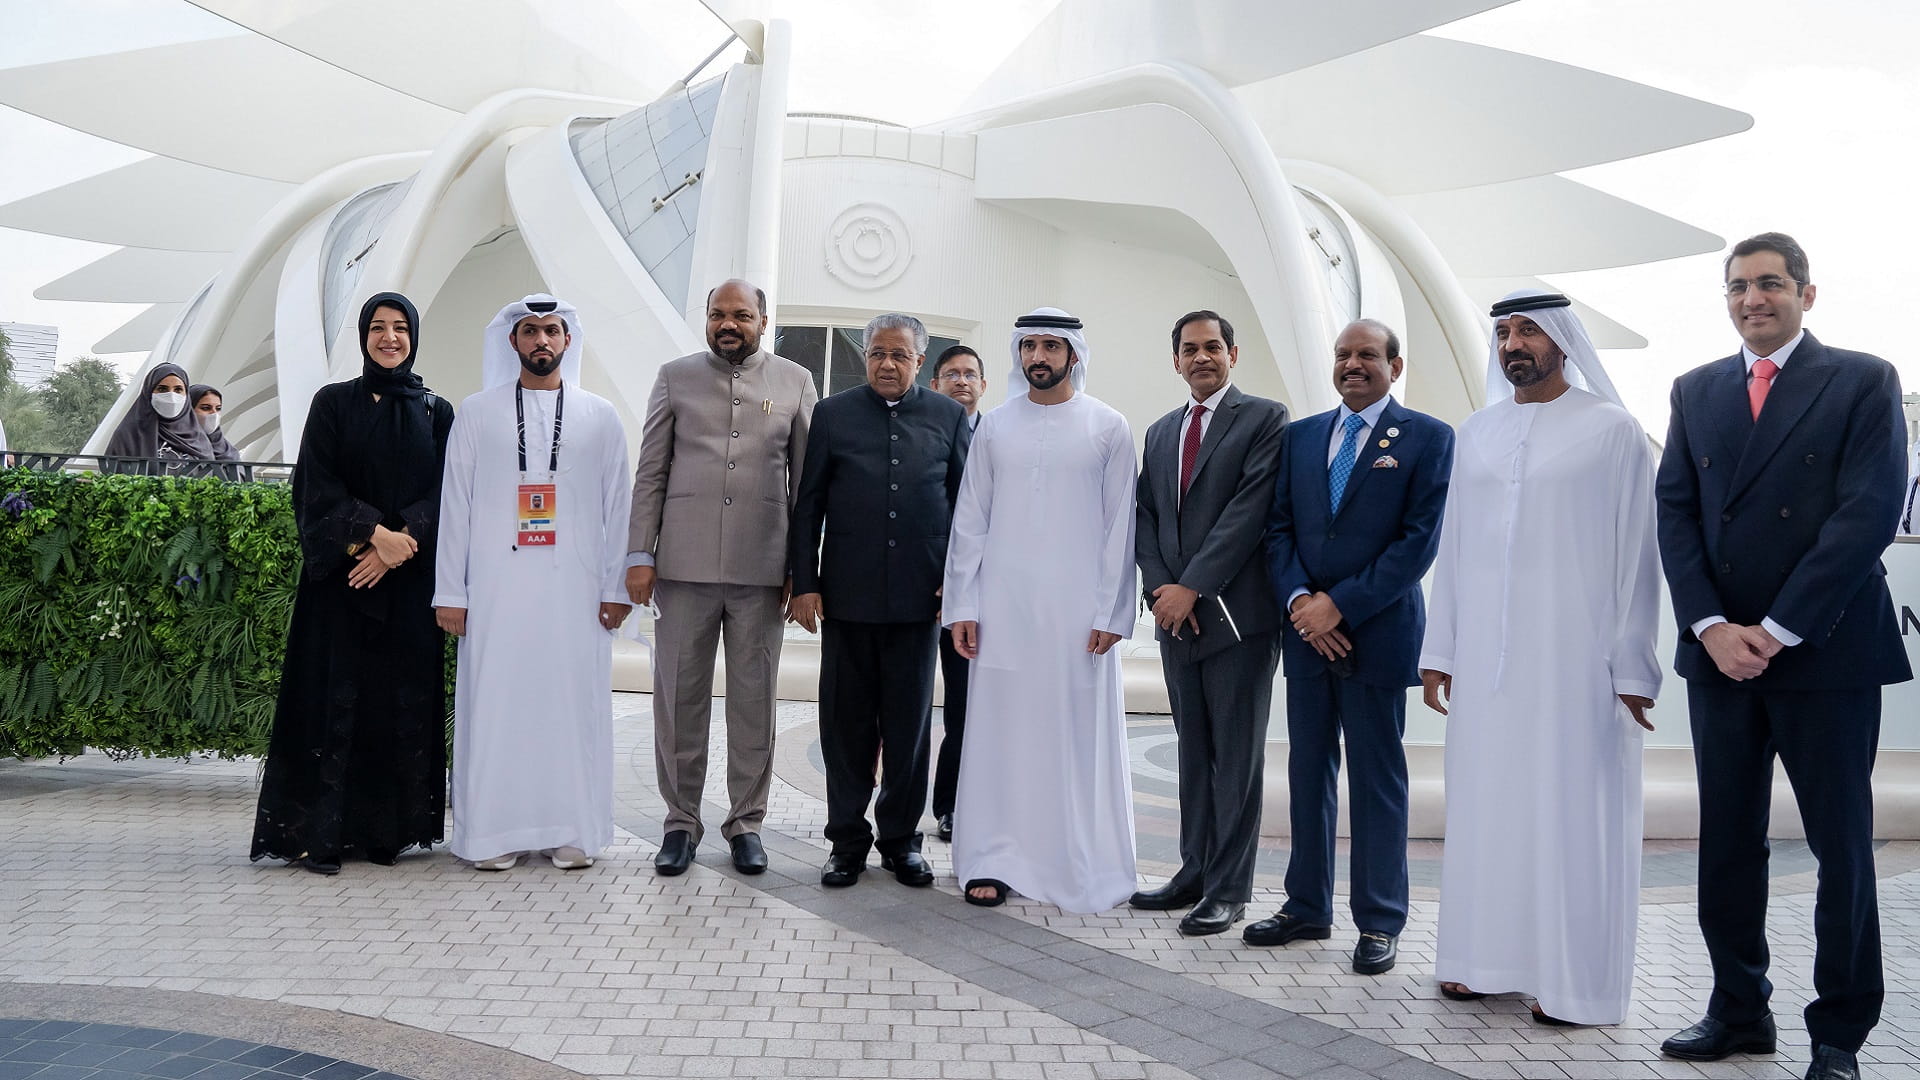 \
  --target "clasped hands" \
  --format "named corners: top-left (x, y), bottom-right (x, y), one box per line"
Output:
top-left (1289, 591), bottom-right (1351, 661)
top-left (348, 524), bottom-right (417, 589)
top-left (1700, 621), bottom-right (1784, 681)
